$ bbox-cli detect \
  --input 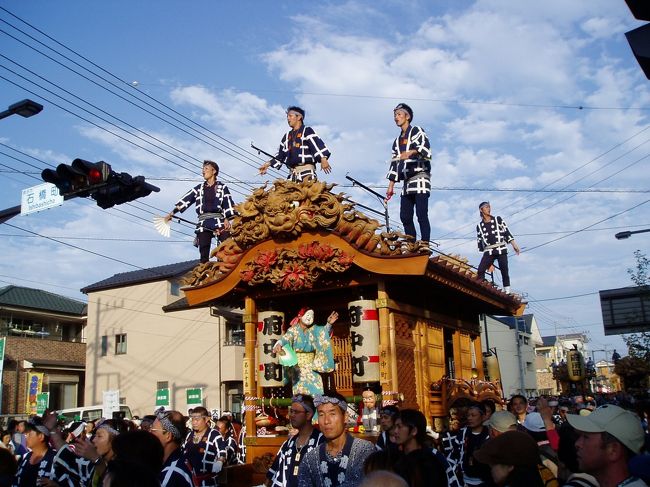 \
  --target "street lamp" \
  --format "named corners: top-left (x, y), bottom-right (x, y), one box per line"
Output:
top-left (615, 228), bottom-right (650, 240)
top-left (0, 99), bottom-right (44, 120)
